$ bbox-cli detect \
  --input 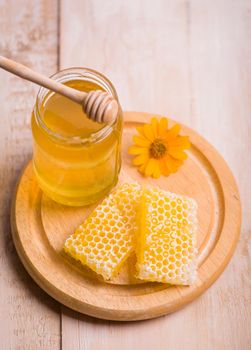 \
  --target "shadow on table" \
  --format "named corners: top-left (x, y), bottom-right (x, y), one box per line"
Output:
top-left (61, 304), bottom-right (175, 326)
